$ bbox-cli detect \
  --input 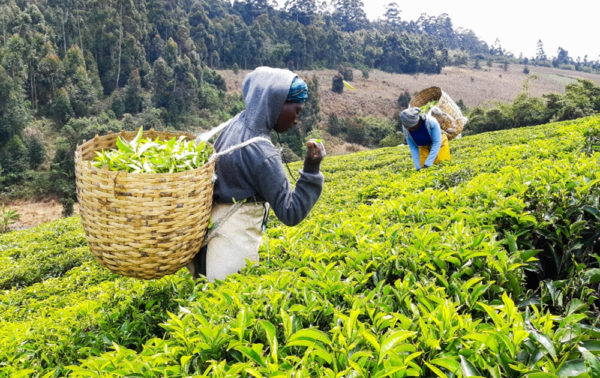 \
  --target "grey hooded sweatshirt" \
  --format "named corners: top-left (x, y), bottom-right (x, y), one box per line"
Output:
top-left (212, 67), bottom-right (324, 226)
